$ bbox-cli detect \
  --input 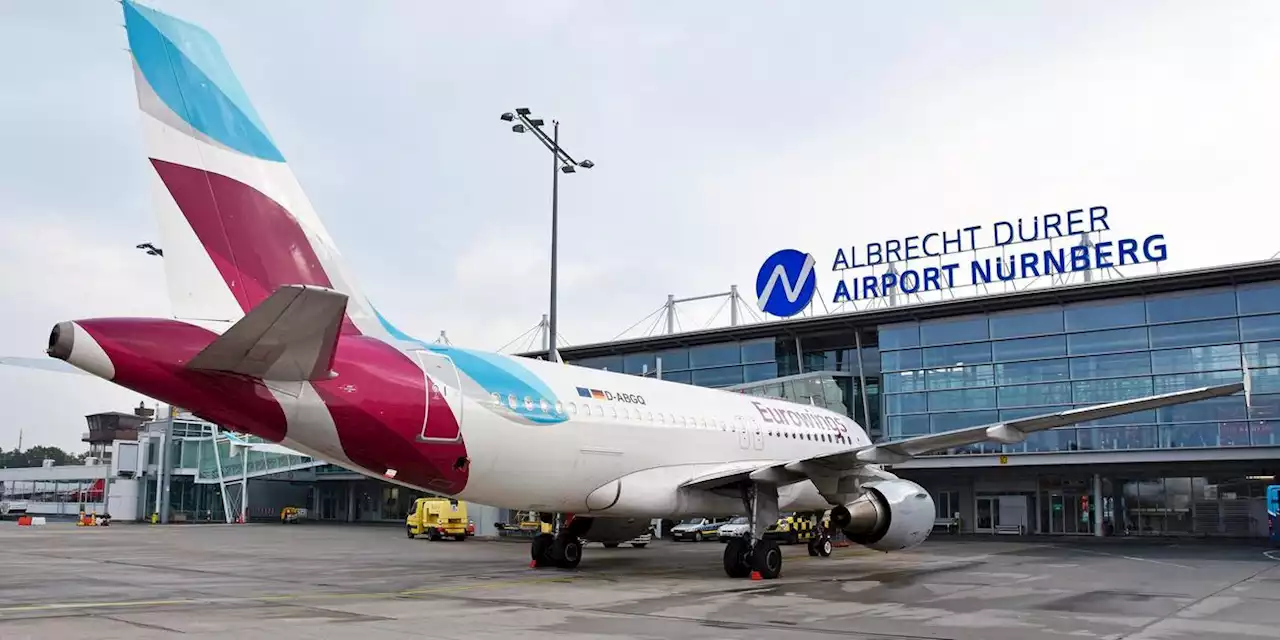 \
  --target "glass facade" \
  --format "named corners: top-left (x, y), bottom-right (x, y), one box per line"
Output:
top-left (568, 338), bottom-right (784, 389)
top-left (880, 282), bottom-right (1280, 455)
top-left (568, 335), bottom-right (883, 436)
